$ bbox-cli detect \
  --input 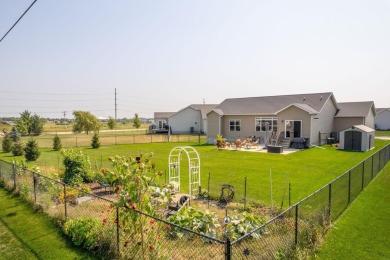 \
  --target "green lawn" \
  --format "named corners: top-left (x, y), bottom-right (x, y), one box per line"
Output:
top-left (0, 188), bottom-right (95, 259)
top-left (1, 139), bottom-right (389, 207)
top-left (376, 130), bottom-right (390, 136)
top-left (316, 162), bottom-right (390, 259)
